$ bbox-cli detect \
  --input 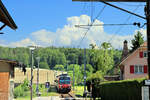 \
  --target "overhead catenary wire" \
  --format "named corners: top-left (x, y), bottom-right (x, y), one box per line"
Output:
top-left (75, 23), bottom-right (138, 27)
top-left (99, 0), bottom-right (145, 19)
top-left (77, 4), bottom-right (107, 48)
top-left (108, 3), bottom-right (141, 43)
top-left (118, 2), bottom-right (145, 7)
